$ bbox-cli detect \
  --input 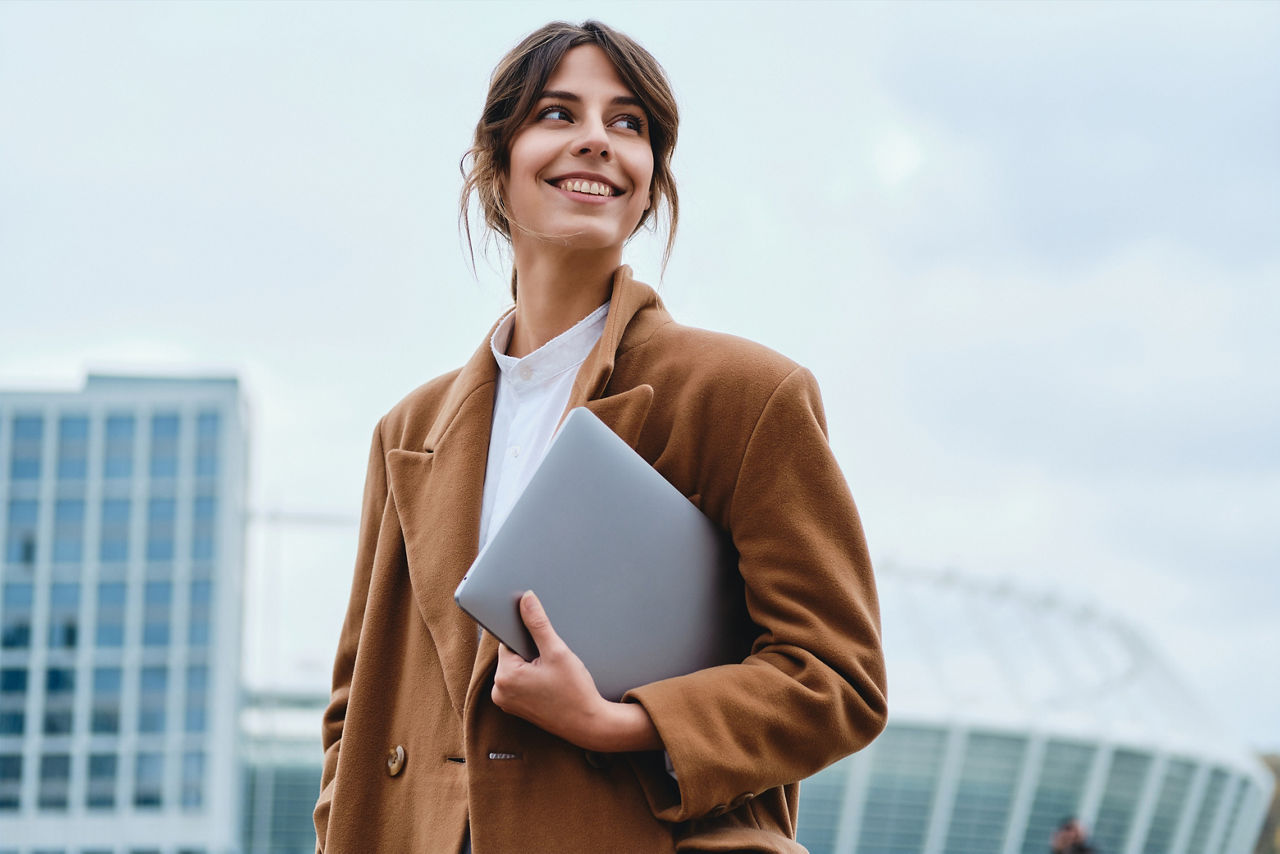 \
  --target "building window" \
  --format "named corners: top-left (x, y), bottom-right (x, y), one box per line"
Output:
top-left (1094, 749), bottom-right (1153, 853)
top-left (0, 753), bottom-right (22, 810)
top-left (944, 732), bottom-right (1028, 854)
top-left (0, 668), bottom-right (25, 736)
top-left (143, 581), bottom-right (171, 646)
top-left (104, 414), bottom-right (135, 479)
top-left (1, 582), bottom-right (34, 649)
top-left (56, 416), bottom-right (89, 481)
top-left (9, 415), bottom-right (43, 480)
top-left (1021, 740), bottom-right (1096, 854)
top-left (192, 495), bottom-right (216, 560)
top-left (99, 498), bottom-right (131, 563)
top-left (138, 666), bottom-right (167, 733)
top-left (44, 667), bottom-right (75, 734)
top-left (133, 751), bottom-right (163, 807)
top-left (195, 411), bottom-right (219, 478)
top-left (189, 580), bottom-right (212, 647)
top-left (91, 667), bottom-right (122, 734)
top-left (855, 725), bottom-right (949, 854)
top-left (184, 665), bottom-right (208, 733)
top-left (1187, 768), bottom-right (1229, 852)
top-left (52, 499), bottom-right (85, 563)
top-left (47, 582), bottom-right (80, 649)
top-left (38, 753), bottom-right (71, 810)
top-left (149, 413), bottom-right (180, 479)
top-left (146, 498), bottom-right (176, 561)
top-left (86, 753), bottom-right (117, 809)
top-left (181, 750), bottom-right (204, 808)
top-left (95, 582), bottom-right (127, 647)
top-left (1143, 759), bottom-right (1196, 854)
top-left (4, 499), bottom-right (38, 565)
